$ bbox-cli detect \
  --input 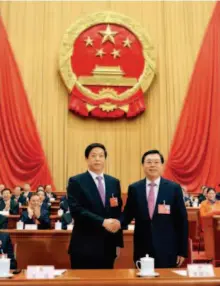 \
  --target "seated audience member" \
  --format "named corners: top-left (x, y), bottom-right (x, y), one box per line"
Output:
top-left (0, 215), bottom-right (8, 229)
top-left (181, 186), bottom-right (193, 207)
top-left (198, 185), bottom-right (208, 204)
top-left (20, 193), bottom-right (50, 229)
top-left (11, 186), bottom-right (26, 206)
top-left (59, 195), bottom-right (68, 213)
top-left (0, 188), bottom-right (19, 214)
top-left (61, 208), bottom-right (74, 230)
top-left (22, 183), bottom-right (32, 202)
top-left (200, 188), bottom-right (220, 217)
top-left (0, 232), bottom-right (17, 269)
top-left (36, 189), bottom-right (50, 209)
top-left (45, 184), bottom-right (57, 200)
